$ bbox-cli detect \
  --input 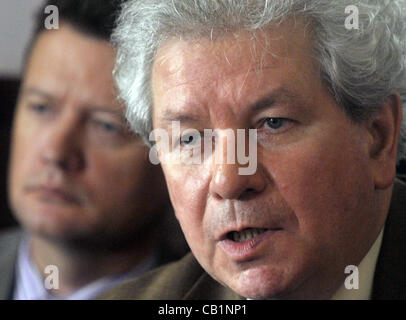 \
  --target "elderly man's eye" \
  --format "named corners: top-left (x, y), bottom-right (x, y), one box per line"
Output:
top-left (264, 118), bottom-right (287, 130)
top-left (179, 131), bottom-right (201, 147)
top-left (258, 118), bottom-right (297, 133)
top-left (182, 135), bottom-right (194, 145)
